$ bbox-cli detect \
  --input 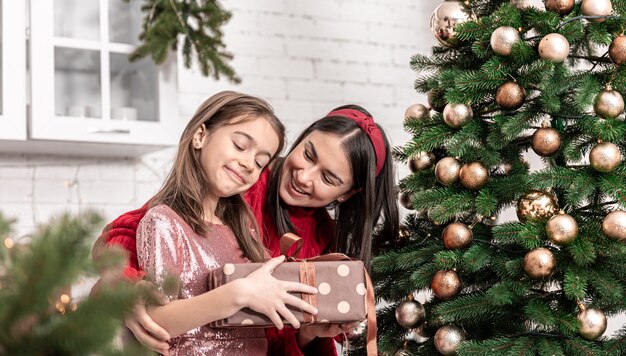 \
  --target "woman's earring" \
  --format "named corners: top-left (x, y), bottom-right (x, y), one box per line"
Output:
top-left (337, 197), bottom-right (345, 203)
